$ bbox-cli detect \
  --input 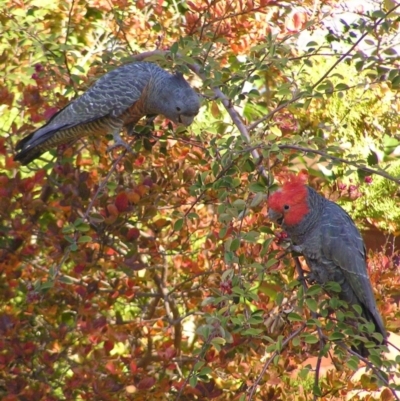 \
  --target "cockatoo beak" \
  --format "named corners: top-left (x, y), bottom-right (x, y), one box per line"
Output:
top-left (268, 209), bottom-right (284, 225)
top-left (179, 114), bottom-right (196, 126)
